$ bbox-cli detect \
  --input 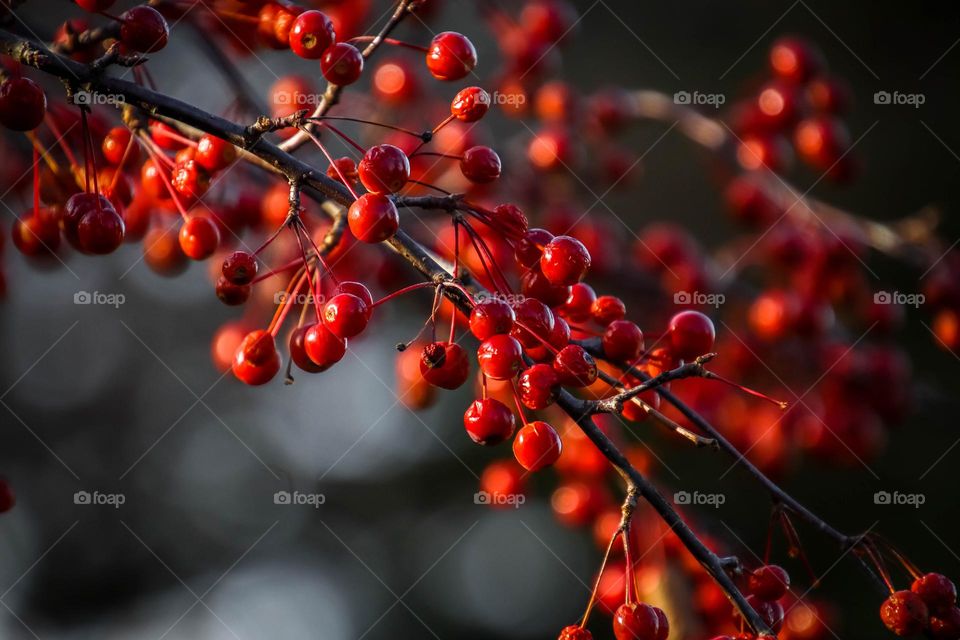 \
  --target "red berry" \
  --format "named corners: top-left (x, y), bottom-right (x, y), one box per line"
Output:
top-left (520, 268), bottom-right (570, 308)
top-left (0, 77), bottom-right (46, 131)
top-left (794, 116), bottom-right (850, 170)
top-left (562, 283), bottom-right (597, 323)
top-left (460, 145), bottom-right (501, 183)
top-left (477, 334), bottom-right (524, 380)
top-left (143, 226), bottom-right (188, 276)
top-left (12, 210), bottom-right (60, 257)
top-left (171, 159), bottom-right (210, 201)
top-left (667, 310), bottom-right (716, 361)
top-left (337, 281), bottom-right (374, 307)
top-left (613, 602), bottom-right (659, 640)
top-left (553, 345), bottom-right (597, 387)
top-left (288, 10), bottom-right (335, 59)
top-left (419, 342), bottom-right (469, 390)
top-left (516, 228), bottom-right (555, 268)
top-left (232, 330), bottom-right (281, 385)
top-left (558, 625), bottom-right (593, 640)
top-left (652, 606), bottom-right (669, 640)
top-left (289, 325), bottom-right (324, 373)
top-left (511, 298), bottom-right (555, 348)
top-left (321, 43), bottom-right (364, 85)
top-left (222, 250), bottom-right (258, 285)
top-left (492, 203), bottom-right (528, 238)
top-left (323, 292), bottom-right (371, 339)
top-left (591, 295), bottom-right (626, 326)
top-left (602, 320), bottom-right (644, 362)
top-left (540, 235), bottom-right (591, 285)
top-left (451, 87), bottom-right (491, 122)
top-left (348, 193), bottom-right (399, 243)
top-left (359, 144), bottom-right (410, 194)
top-left (62, 193), bottom-right (108, 249)
top-left (216, 276), bottom-right (251, 306)
top-left (425, 31), bottom-right (477, 81)
top-left (513, 420), bottom-right (562, 471)
top-left (304, 323), bottom-right (347, 371)
top-left (76, 198), bottom-right (125, 255)
top-left (912, 573), bottom-right (957, 611)
top-left (930, 607), bottom-right (960, 640)
top-left (881, 590), bottom-right (930, 637)
top-left (769, 36), bottom-right (824, 84)
top-left (120, 5), bottom-right (169, 53)
top-left (740, 596), bottom-right (784, 633)
top-left (748, 564), bottom-right (790, 602)
top-left (178, 214), bottom-right (220, 260)
top-left (518, 363), bottom-right (559, 409)
top-left (195, 134), bottom-right (236, 173)
top-left (327, 156), bottom-right (359, 184)
top-left (102, 126), bottom-right (136, 166)
top-left (464, 398), bottom-right (516, 445)
top-left (0, 478), bottom-right (14, 513)
top-left (469, 298), bottom-right (515, 340)
top-left (140, 159), bottom-right (170, 201)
